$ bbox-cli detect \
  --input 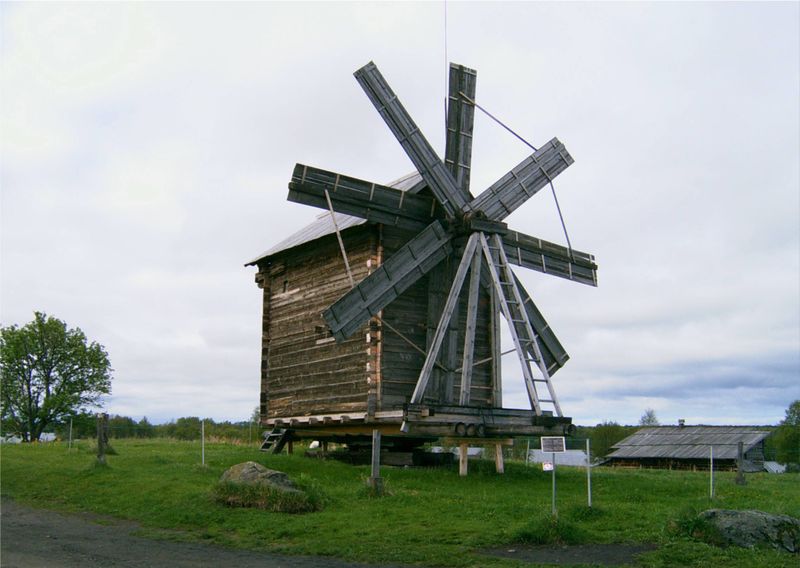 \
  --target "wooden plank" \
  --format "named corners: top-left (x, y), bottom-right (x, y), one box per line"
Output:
top-left (288, 164), bottom-right (439, 231)
top-left (459, 248), bottom-right (482, 405)
top-left (470, 138), bottom-right (573, 221)
top-left (495, 443), bottom-right (505, 474)
top-left (503, 230), bottom-right (597, 287)
top-left (354, 62), bottom-right (472, 216)
top-left (324, 221), bottom-right (452, 341)
top-left (514, 274), bottom-right (569, 376)
top-left (445, 63), bottom-right (477, 194)
top-left (490, 283), bottom-right (502, 407)
top-left (478, 233), bottom-right (542, 415)
top-left (411, 234), bottom-right (479, 404)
